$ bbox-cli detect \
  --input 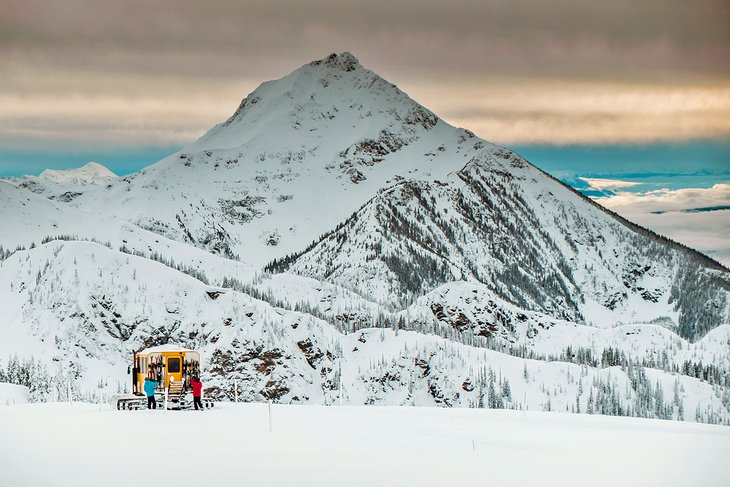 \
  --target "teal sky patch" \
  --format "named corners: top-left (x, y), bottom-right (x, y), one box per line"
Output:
top-left (511, 139), bottom-right (730, 195)
top-left (0, 145), bottom-right (182, 178)
top-left (1, 140), bottom-right (728, 193)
